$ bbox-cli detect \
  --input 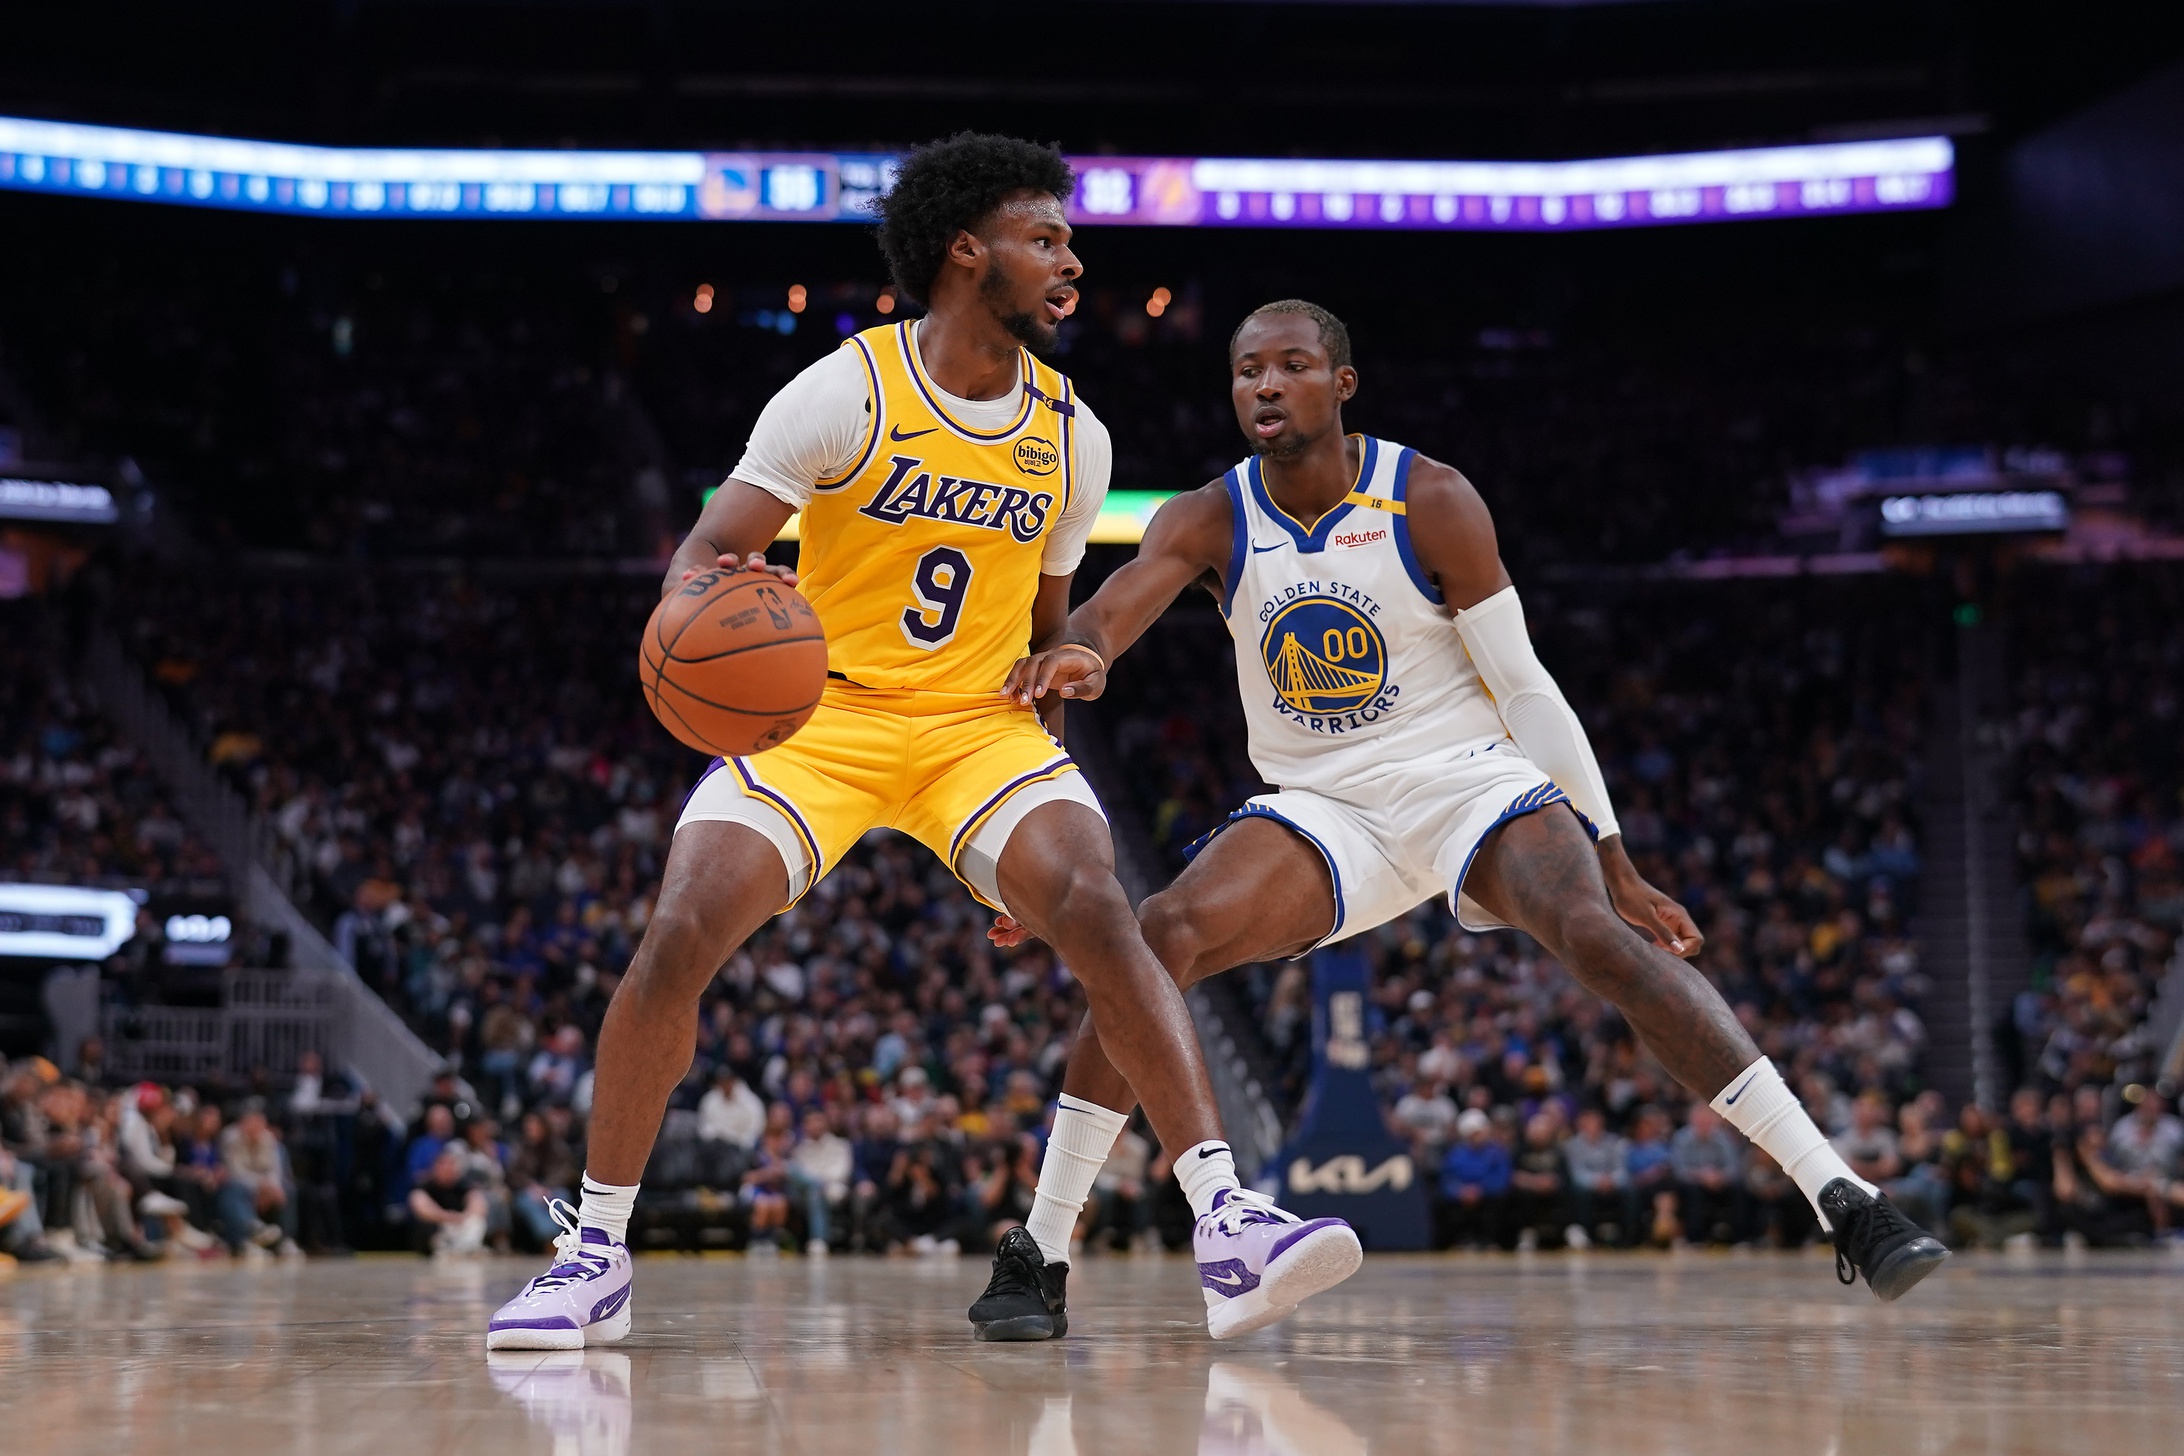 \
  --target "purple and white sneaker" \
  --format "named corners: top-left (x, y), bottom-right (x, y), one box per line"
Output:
top-left (486, 1199), bottom-right (634, 1351)
top-left (1194, 1188), bottom-right (1363, 1340)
